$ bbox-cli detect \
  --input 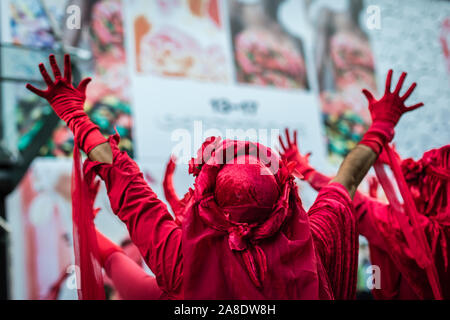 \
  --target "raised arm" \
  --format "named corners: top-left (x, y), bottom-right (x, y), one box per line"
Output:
top-left (96, 230), bottom-right (163, 300)
top-left (332, 70), bottom-right (424, 198)
top-left (26, 54), bottom-right (108, 158)
top-left (27, 55), bottom-right (182, 295)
